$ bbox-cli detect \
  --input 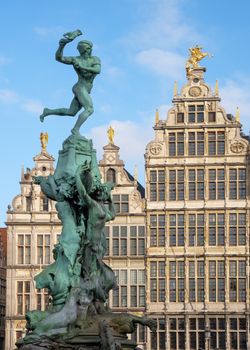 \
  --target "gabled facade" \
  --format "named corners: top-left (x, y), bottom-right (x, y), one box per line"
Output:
top-left (144, 66), bottom-right (250, 350)
top-left (5, 136), bottom-right (147, 349)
